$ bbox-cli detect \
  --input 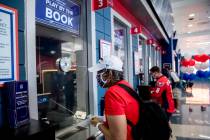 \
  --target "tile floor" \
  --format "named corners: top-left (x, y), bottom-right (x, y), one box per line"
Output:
top-left (171, 79), bottom-right (210, 140)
